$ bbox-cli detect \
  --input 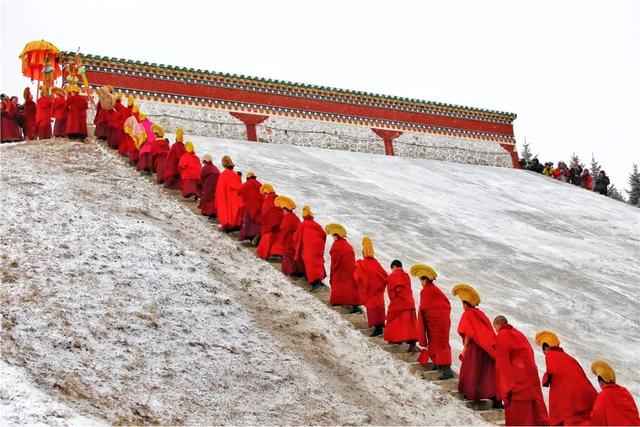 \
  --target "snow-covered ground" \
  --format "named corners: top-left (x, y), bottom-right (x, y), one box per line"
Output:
top-left (0, 139), bottom-right (485, 425)
top-left (181, 134), bottom-right (640, 400)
